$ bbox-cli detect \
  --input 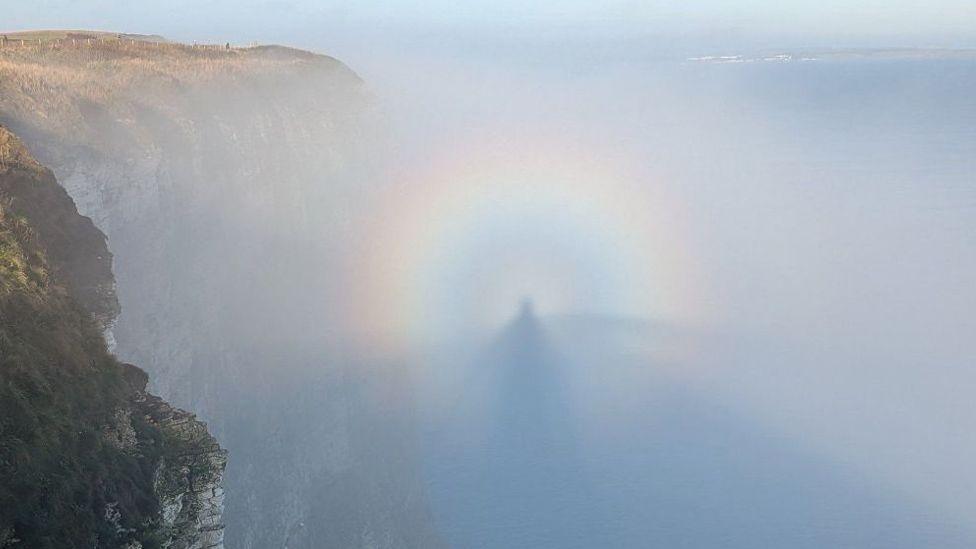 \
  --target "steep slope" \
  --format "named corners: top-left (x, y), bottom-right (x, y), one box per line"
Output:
top-left (0, 125), bottom-right (225, 548)
top-left (0, 37), bottom-right (440, 548)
